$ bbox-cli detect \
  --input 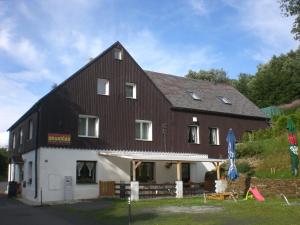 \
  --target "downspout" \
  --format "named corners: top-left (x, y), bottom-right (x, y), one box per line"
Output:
top-left (34, 107), bottom-right (40, 199)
